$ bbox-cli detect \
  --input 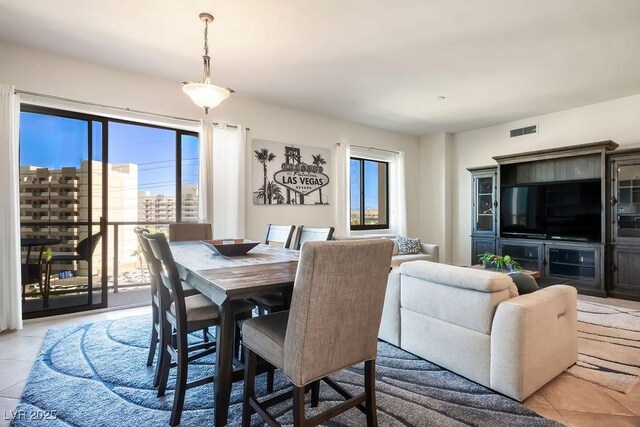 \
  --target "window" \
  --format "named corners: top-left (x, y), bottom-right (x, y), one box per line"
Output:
top-left (350, 157), bottom-right (389, 230)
